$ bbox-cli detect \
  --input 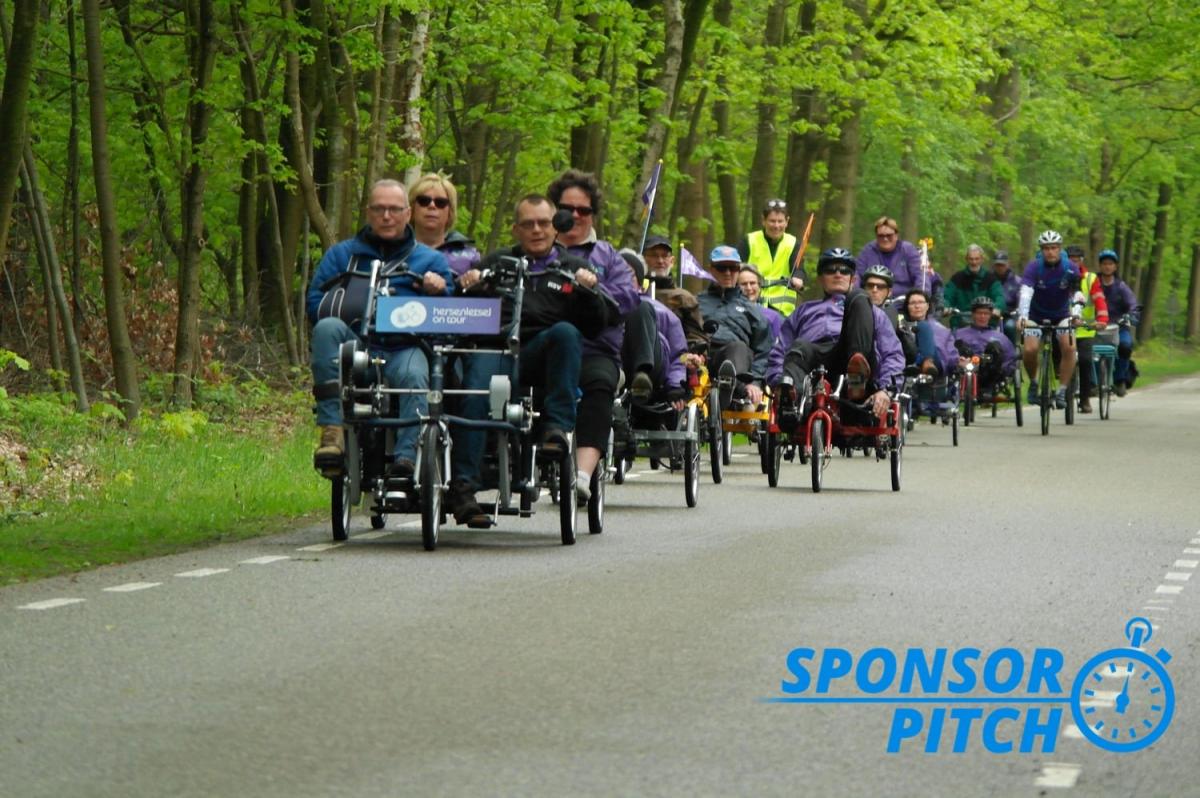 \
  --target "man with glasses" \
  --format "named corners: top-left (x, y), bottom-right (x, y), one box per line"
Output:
top-left (307, 179), bottom-right (454, 477)
top-left (861, 265), bottom-right (916, 363)
top-left (737, 198), bottom-right (805, 316)
top-left (547, 169), bottom-right (639, 500)
top-left (697, 246), bottom-right (772, 409)
top-left (768, 248), bottom-right (904, 423)
top-left (856, 216), bottom-right (942, 304)
top-left (943, 244), bottom-right (1006, 329)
